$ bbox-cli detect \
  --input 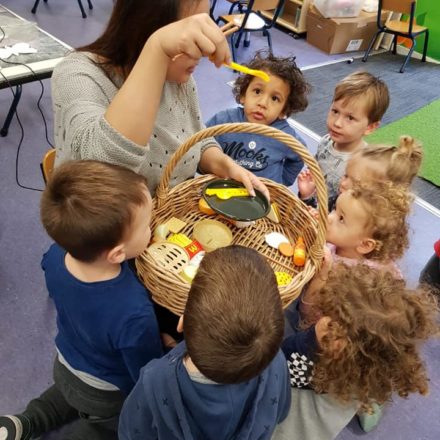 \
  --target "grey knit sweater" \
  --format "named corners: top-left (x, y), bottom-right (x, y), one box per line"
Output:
top-left (51, 51), bottom-right (216, 194)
